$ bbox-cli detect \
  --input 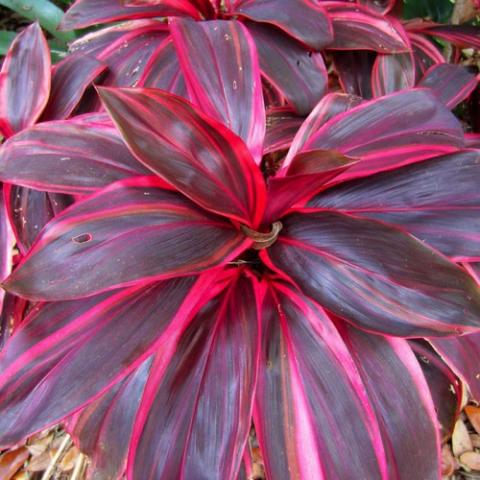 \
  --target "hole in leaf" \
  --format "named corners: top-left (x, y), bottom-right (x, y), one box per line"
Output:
top-left (72, 233), bottom-right (93, 244)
